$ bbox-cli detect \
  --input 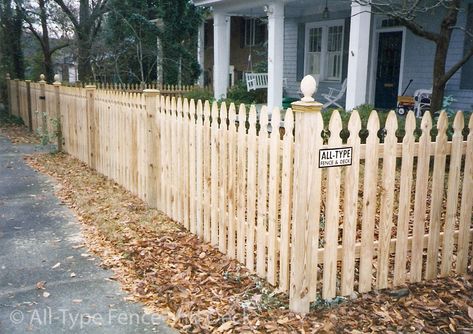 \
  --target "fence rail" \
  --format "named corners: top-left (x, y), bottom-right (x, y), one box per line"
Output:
top-left (6, 76), bottom-right (473, 313)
